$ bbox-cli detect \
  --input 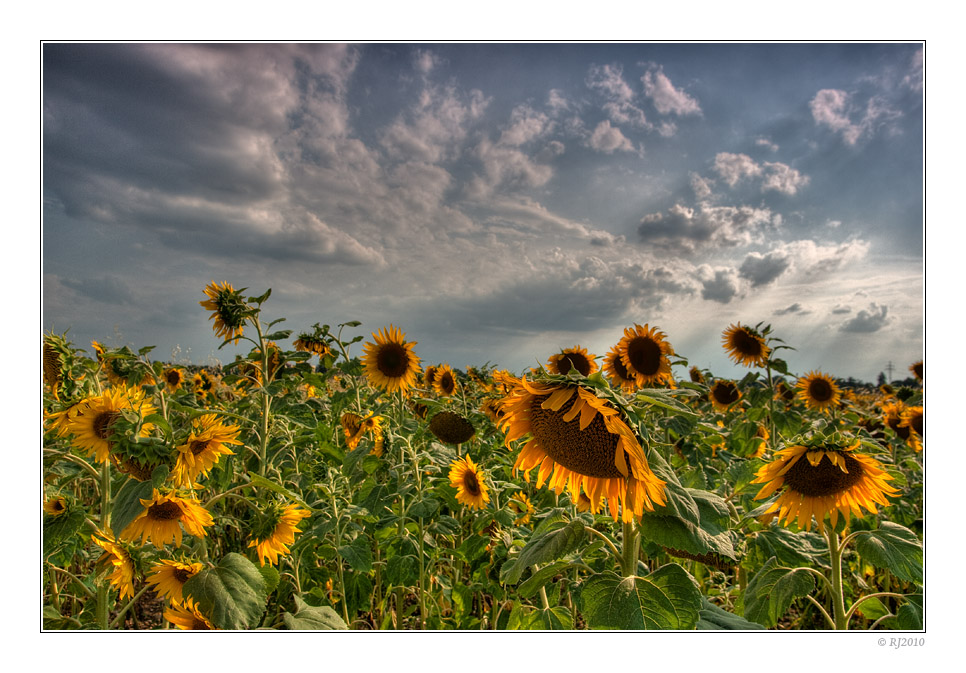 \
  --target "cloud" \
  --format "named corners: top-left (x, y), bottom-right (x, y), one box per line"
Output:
top-left (586, 63), bottom-right (650, 128)
top-left (761, 162), bottom-right (810, 195)
top-left (809, 88), bottom-right (902, 145)
top-left (712, 153), bottom-right (808, 194)
top-left (697, 266), bottom-right (740, 304)
top-left (839, 302), bottom-right (890, 332)
top-left (413, 49), bottom-right (441, 75)
top-left (587, 120), bottom-right (636, 154)
top-left (713, 153), bottom-right (762, 187)
top-left (59, 274), bottom-right (136, 305)
top-left (756, 137), bottom-right (779, 152)
top-left (739, 250), bottom-right (791, 286)
top-left (638, 203), bottom-right (776, 254)
top-left (774, 303), bottom-right (808, 316)
top-left (499, 105), bottom-right (553, 146)
top-left (902, 47), bottom-right (924, 92)
top-left (781, 239), bottom-right (870, 276)
top-left (380, 85), bottom-right (489, 163)
top-left (689, 172), bottom-right (714, 200)
top-left (641, 66), bottom-right (701, 116)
